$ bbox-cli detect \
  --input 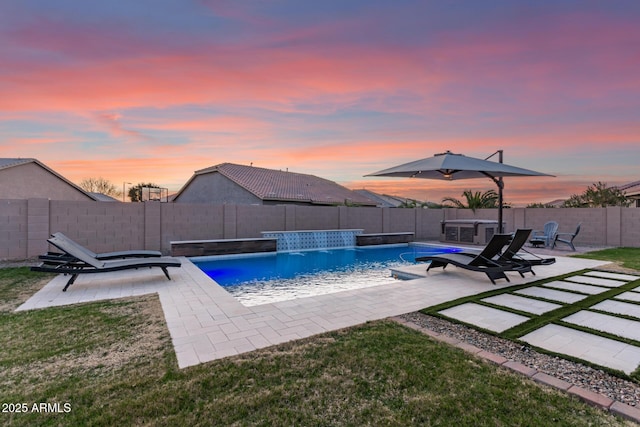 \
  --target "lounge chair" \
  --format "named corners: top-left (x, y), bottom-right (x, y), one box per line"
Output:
top-left (529, 221), bottom-right (558, 247)
top-left (497, 229), bottom-right (555, 270)
top-left (40, 232), bottom-right (162, 261)
top-left (415, 234), bottom-right (527, 284)
top-left (552, 223), bottom-right (581, 251)
top-left (31, 234), bottom-right (181, 291)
